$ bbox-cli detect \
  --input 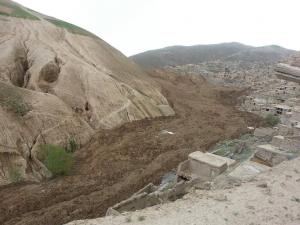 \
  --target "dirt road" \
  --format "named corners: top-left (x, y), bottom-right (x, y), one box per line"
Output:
top-left (0, 70), bottom-right (262, 225)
